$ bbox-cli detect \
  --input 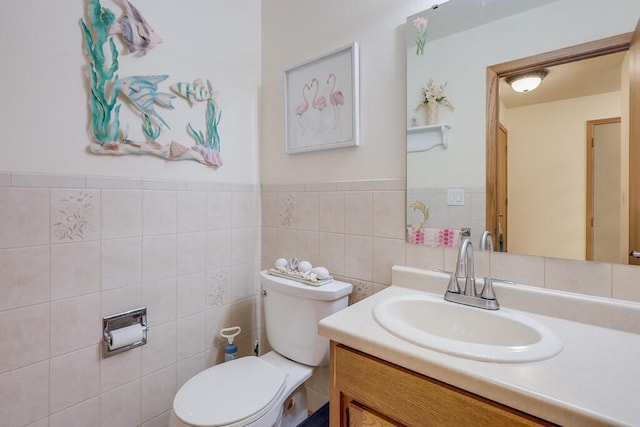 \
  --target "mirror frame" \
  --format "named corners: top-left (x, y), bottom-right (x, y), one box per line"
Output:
top-left (485, 32), bottom-right (634, 260)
